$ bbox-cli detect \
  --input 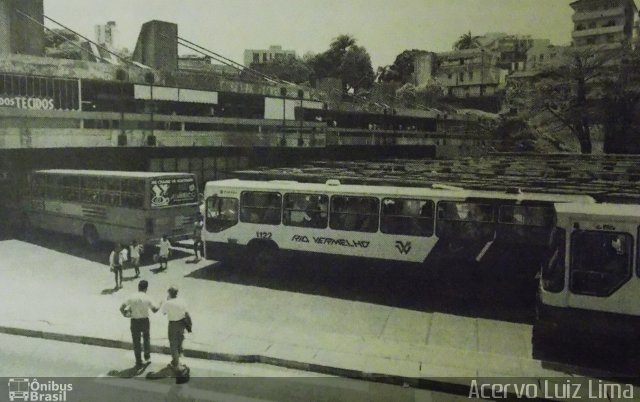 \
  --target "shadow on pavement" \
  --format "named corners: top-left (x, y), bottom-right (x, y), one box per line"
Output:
top-left (100, 287), bottom-right (121, 295)
top-left (107, 362), bottom-right (150, 378)
top-left (186, 255), bottom-right (537, 324)
top-left (19, 229), bottom-right (190, 268)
